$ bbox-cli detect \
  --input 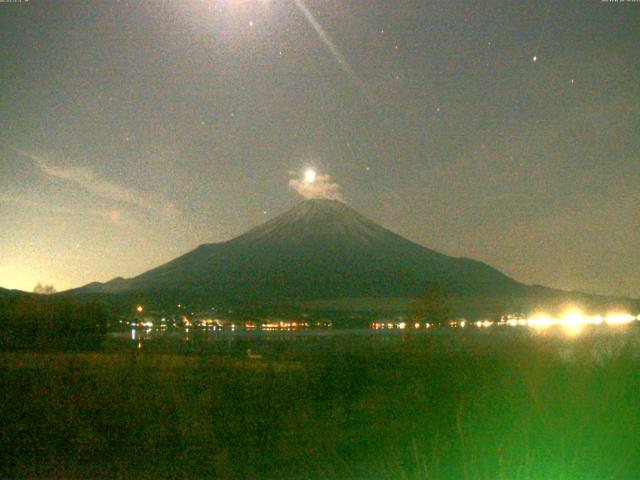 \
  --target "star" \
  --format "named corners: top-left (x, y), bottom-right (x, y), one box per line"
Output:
top-left (532, 55), bottom-right (538, 63)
